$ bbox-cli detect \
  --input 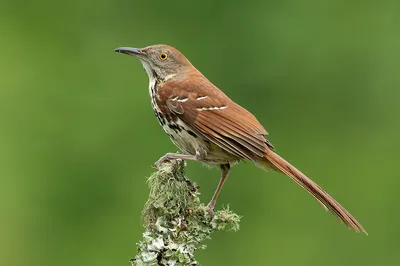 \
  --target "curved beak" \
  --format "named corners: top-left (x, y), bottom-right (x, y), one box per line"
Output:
top-left (114, 47), bottom-right (142, 56)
